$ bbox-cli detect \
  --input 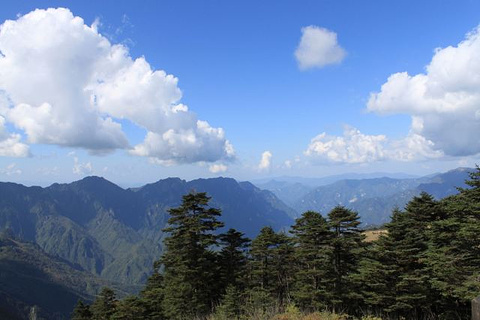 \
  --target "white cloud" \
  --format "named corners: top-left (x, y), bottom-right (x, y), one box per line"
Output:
top-left (0, 8), bottom-right (234, 163)
top-left (388, 132), bottom-right (443, 161)
top-left (295, 26), bottom-right (346, 70)
top-left (368, 25), bottom-right (480, 157)
top-left (304, 126), bottom-right (443, 164)
top-left (305, 127), bottom-right (386, 163)
top-left (72, 156), bottom-right (93, 175)
top-left (209, 163), bottom-right (228, 173)
top-left (0, 163), bottom-right (21, 175)
top-left (258, 151), bottom-right (272, 171)
top-left (0, 116), bottom-right (29, 157)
